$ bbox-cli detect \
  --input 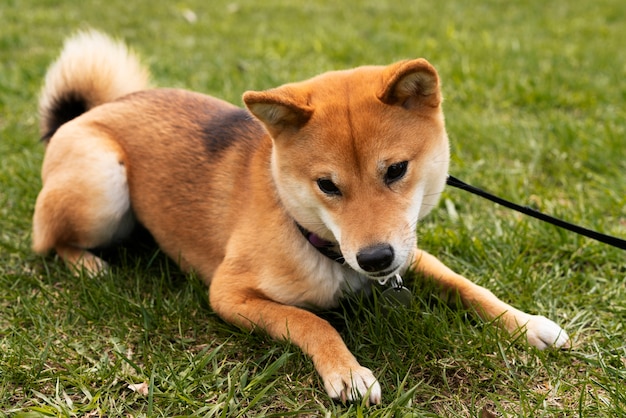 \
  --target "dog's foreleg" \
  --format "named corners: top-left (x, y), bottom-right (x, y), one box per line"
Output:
top-left (411, 249), bottom-right (570, 349)
top-left (209, 271), bottom-right (382, 405)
